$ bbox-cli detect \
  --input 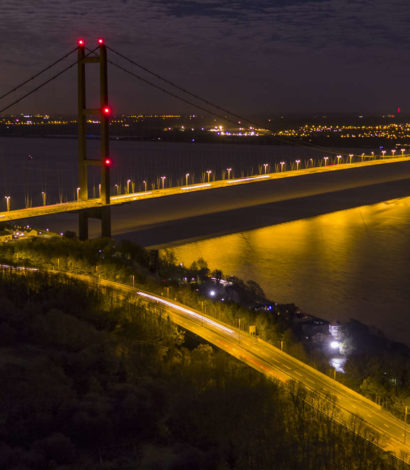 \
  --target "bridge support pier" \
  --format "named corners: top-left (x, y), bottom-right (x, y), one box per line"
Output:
top-left (77, 39), bottom-right (111, 240)
top-left (79, 206), bottom-right (111, 240)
